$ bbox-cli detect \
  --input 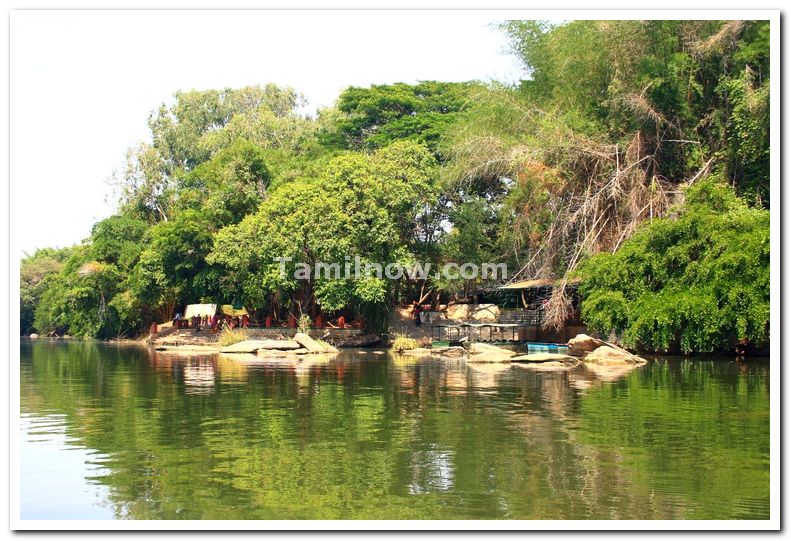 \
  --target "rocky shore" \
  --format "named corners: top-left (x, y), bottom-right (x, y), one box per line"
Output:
top-left (397, 333), bottom-right (647, 373)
